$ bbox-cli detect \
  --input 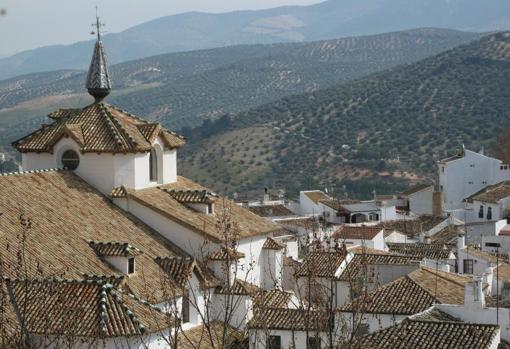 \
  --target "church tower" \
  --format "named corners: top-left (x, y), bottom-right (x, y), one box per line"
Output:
top-left (12, 13), bottom-right (185, 195)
